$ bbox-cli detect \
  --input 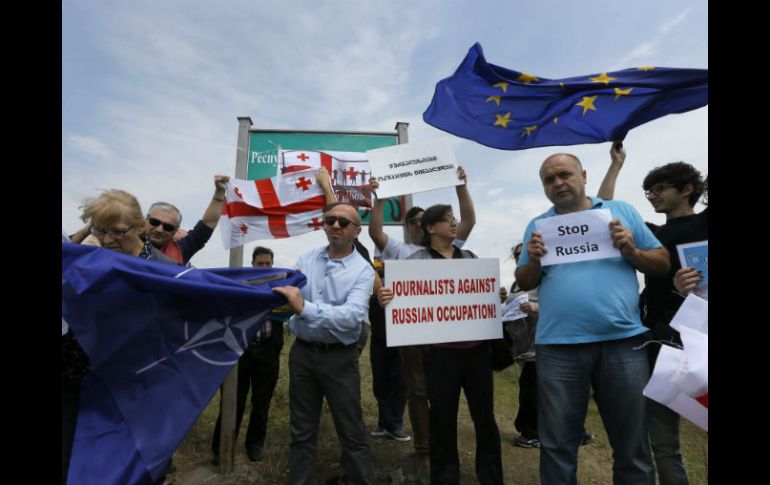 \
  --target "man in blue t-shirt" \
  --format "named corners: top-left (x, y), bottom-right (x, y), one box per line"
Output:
top-left (516, 152), bottom-right (669, 485)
